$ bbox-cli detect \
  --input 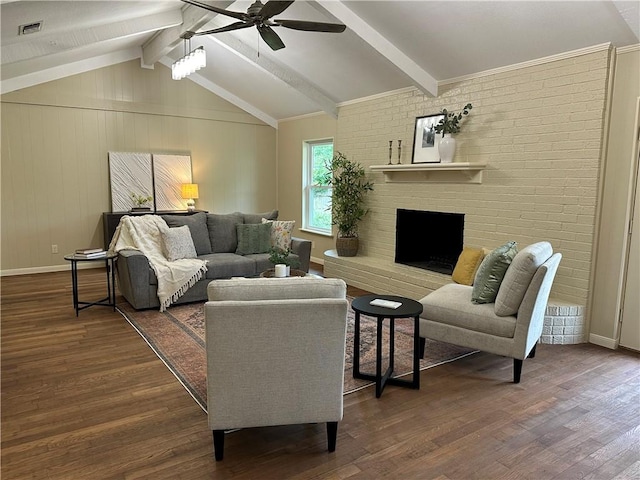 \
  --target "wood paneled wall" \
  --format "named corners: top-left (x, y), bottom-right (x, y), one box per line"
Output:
top-left (1, 60), bottom-right (276, 273)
